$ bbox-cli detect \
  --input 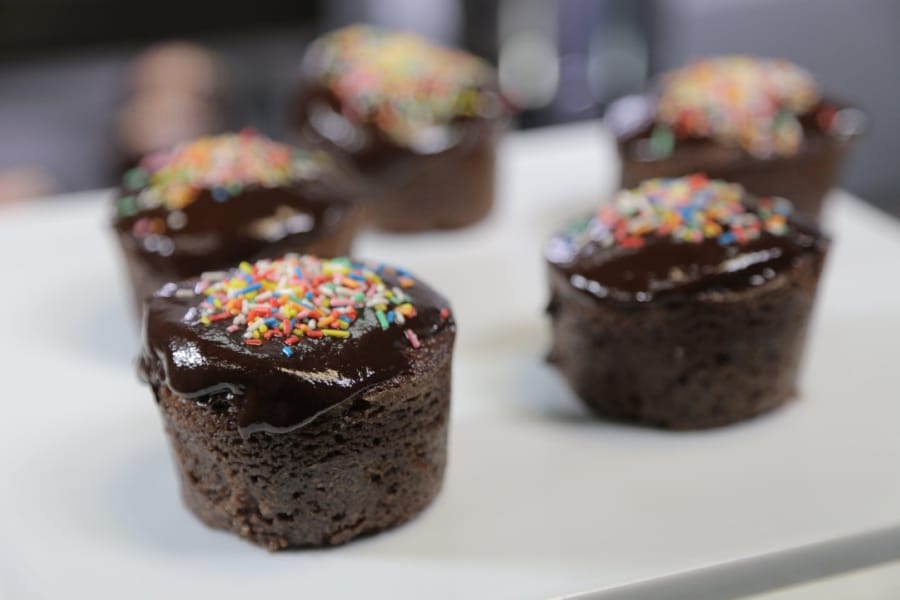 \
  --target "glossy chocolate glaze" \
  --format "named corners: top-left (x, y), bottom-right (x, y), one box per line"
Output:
top-left (114, 180), bottom-right (358, 282)
top-left (608, 92), bottom-right (866, 185)
top-left (139, 268), bottom-right (454, 437)
top-left (606, 84), bottom-right (864, 220)
top-left (291, 83), bottom-right (506, 182)
top-left (546, 200), bottom-right (827, 304)
top-left (609, 92), bottom-right (839, 163)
